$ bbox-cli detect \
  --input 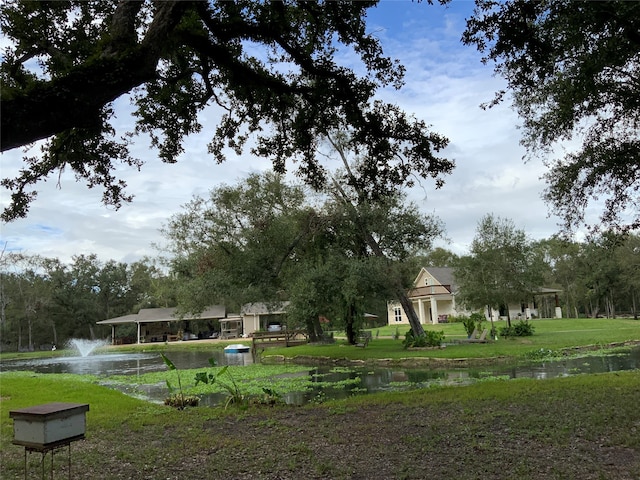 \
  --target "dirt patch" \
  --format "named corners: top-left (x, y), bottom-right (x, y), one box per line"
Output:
top-left (3, 345), bottom-right (639, 479)
top-left (58, 399), bottom-right (638, 480)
